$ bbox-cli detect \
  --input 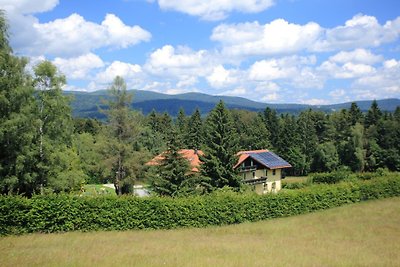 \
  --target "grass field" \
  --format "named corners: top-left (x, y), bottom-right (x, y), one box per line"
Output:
top-left (82, 184), bottom-right (116, 196)
top-left (1, 197), bottom-right (399, 267)
top-left (282, 176), bottom-right (309, 184)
